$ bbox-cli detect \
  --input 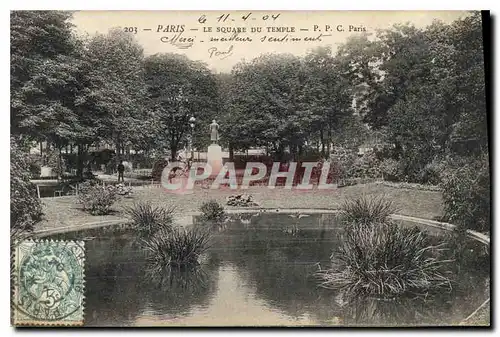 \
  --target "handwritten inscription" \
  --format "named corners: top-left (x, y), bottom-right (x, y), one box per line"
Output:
top-left (208, 45), bottom-right (234, 59)
top-left (121, 12), bottom-right (369, 55)
top-left (198, 13), bottom-right (281, 24)
top-left (160, 32), bottom-right (195, 49)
